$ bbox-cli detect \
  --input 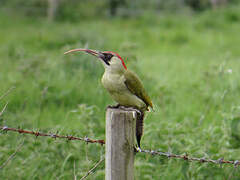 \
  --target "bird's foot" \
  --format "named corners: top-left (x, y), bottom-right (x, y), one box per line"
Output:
top-left (106, 104), bottom-right (121, 109)
top-left (118, 106), bottom-right (142, 114)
